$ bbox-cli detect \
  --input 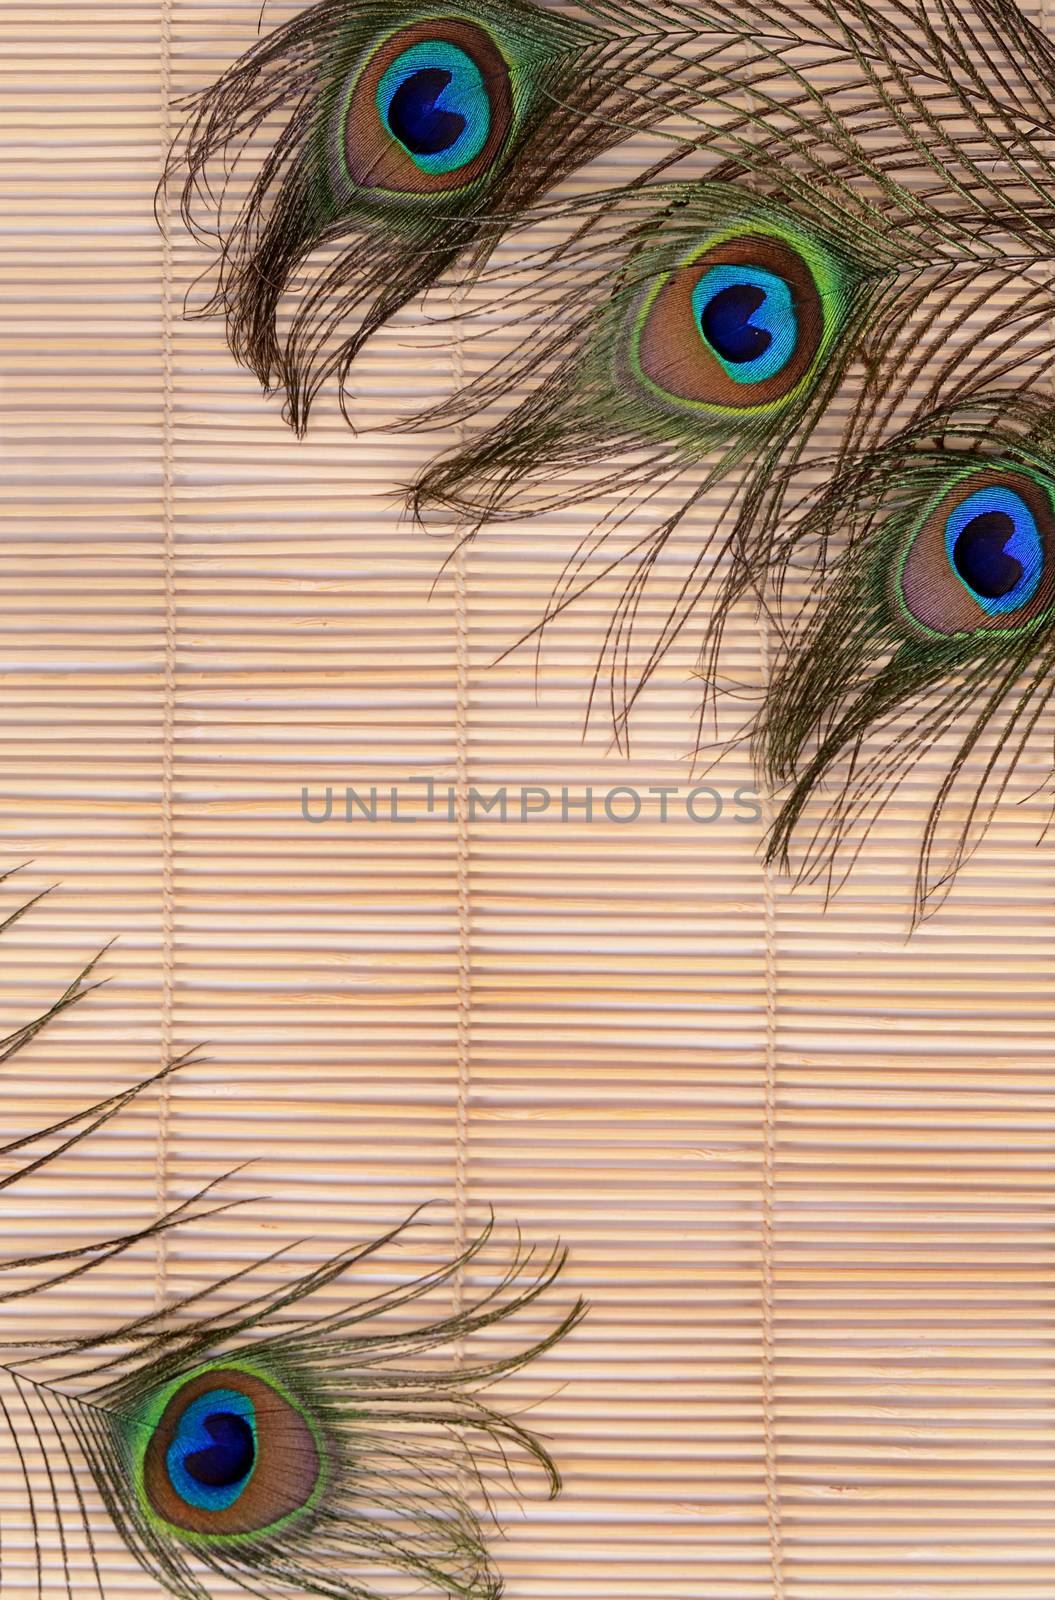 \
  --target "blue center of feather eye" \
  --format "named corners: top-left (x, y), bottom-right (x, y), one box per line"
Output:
top-left (377, 42), bottom-right (491, 174)
top-left (693, 264), bottom-right (798, 384)
top-left (166, 1389), bottom-right (257, 1513)
top-left (944, 485), bottom-right (1044, 614)
top-left (186, 1414), bottom-right (255, 1488)
top-left (388, 69), bottom-right (464, 153)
